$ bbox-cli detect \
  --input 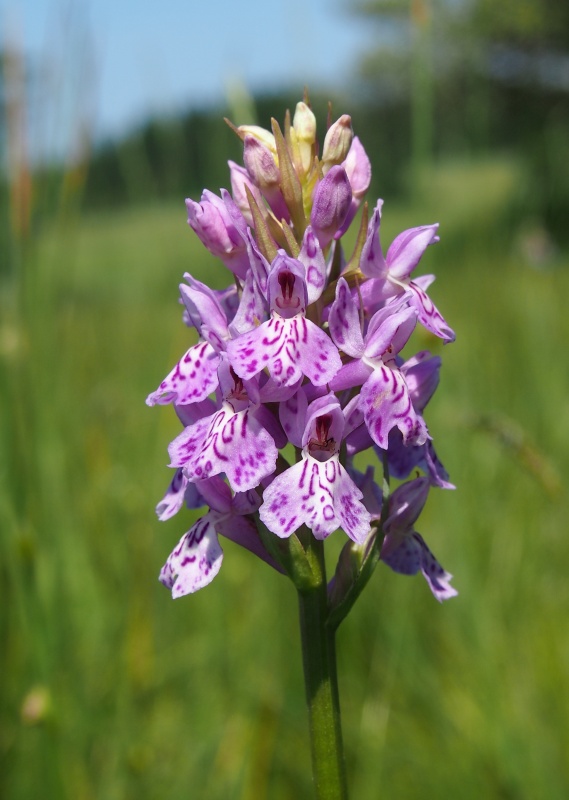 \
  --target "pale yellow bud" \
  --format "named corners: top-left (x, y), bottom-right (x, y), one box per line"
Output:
top-left (321, 115), bottom-right (353, 174)
top-left (237, 125), bottom-right (277, 155)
